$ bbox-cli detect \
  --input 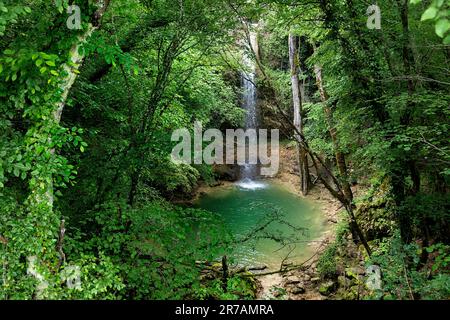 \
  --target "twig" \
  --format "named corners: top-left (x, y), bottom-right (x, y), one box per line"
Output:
top-left (279, 245), bottom-right (296, 272)
top-left (240, 242), bottom-right (326, 278)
